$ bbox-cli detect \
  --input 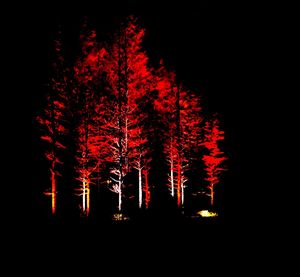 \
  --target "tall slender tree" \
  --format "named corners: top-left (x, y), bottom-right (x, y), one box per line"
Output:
top-left (202, 116), bottom-right (227, 206)
top-left (130, 125), bottom-right (152, 209)
top-left (154, 62), bottom-right (202, 208)
top-left (37, 16), bottom-right (227, 219)
top-left (105, 16), bottom-right (152, 212)
top-left (177, 86), bottom-right (202, 207)
top-left (73, 23), bottom-right (107, 216)
top-left (153, 62), bottom-right (177, 199)
top-left (37, 29), bottom-right (68, 215)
